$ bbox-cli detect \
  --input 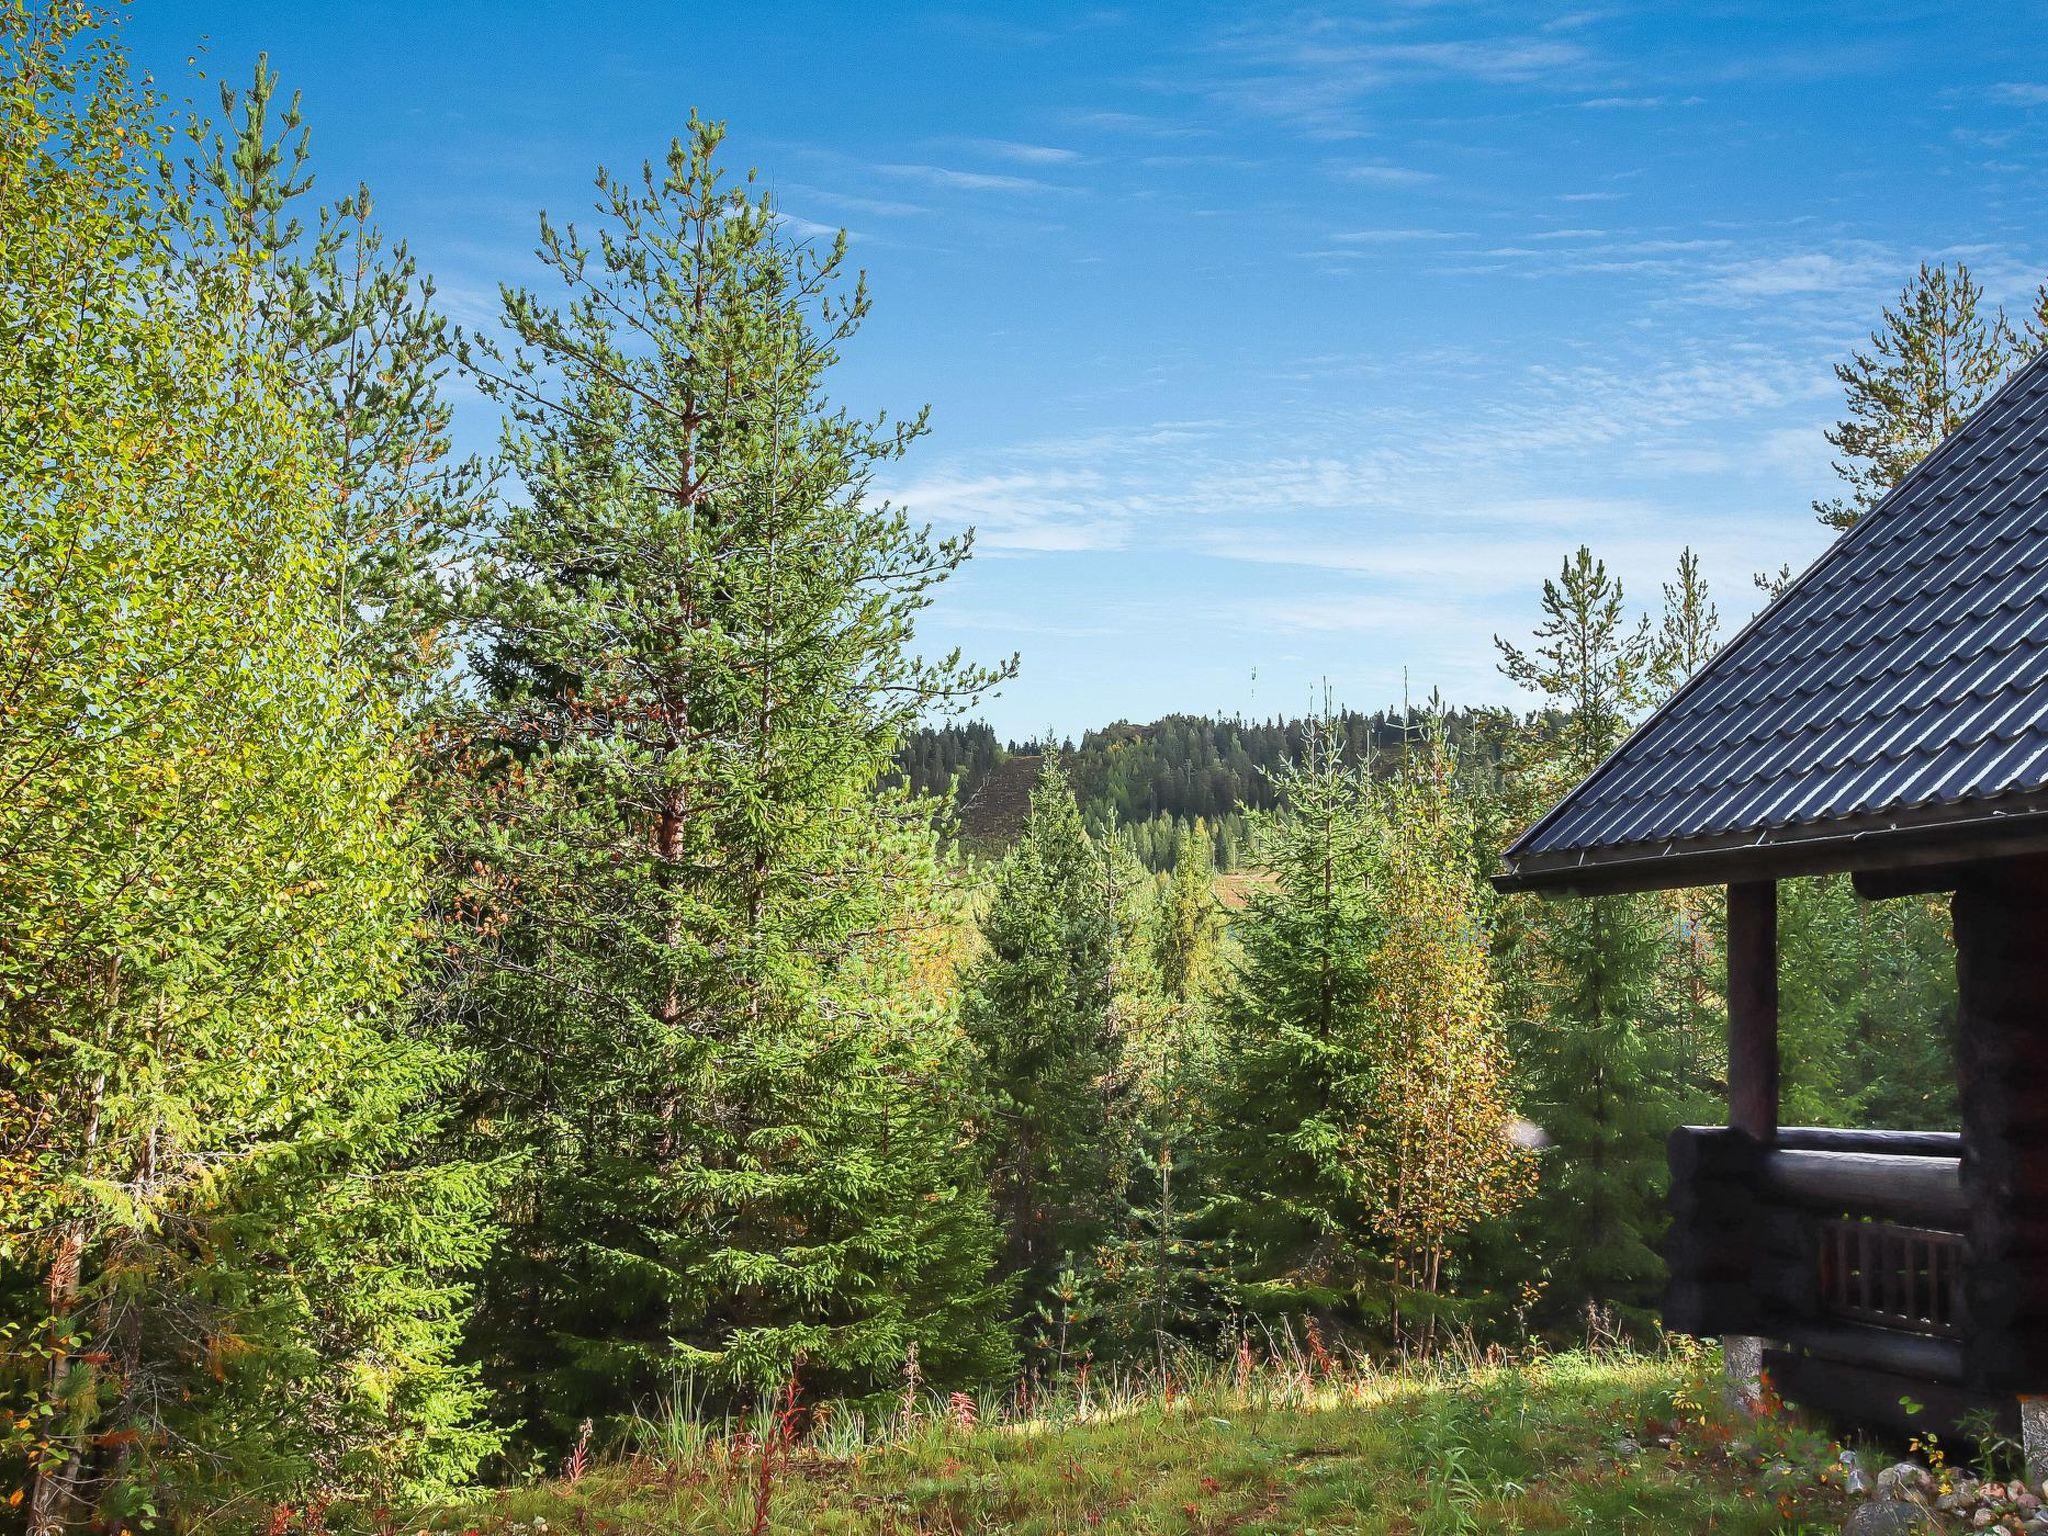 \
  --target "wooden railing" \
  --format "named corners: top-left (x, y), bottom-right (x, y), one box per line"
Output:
top-left (1664, 1125), bottom-right (2013, 1437)
top-left (1817, 1218), bottom-right (1963, 1338)
top-left (1753, 1130), bottom-right (1966, 1339)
